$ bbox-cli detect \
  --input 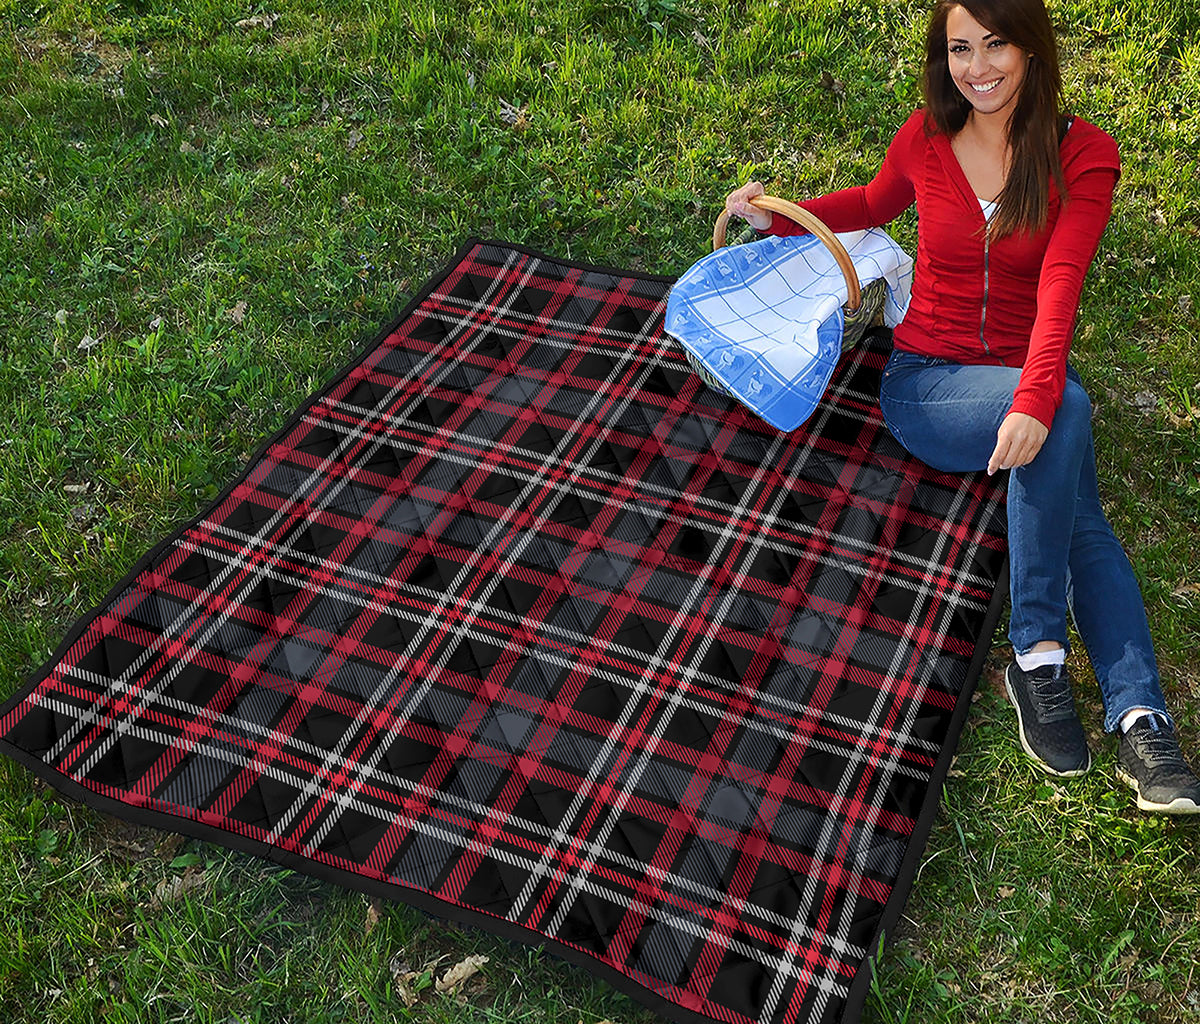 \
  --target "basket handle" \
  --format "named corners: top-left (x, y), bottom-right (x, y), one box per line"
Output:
top-left (713, 195), bottom-right (861, 312)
